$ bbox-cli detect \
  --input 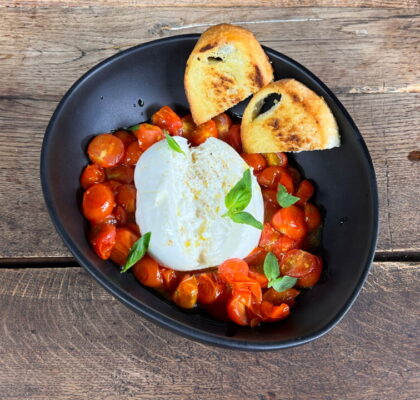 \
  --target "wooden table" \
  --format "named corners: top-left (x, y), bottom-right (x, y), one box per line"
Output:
top-left (1, 1), bottom-right (419, 399)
